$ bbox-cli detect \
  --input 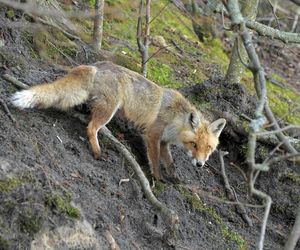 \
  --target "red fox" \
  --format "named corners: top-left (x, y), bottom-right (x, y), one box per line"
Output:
top-left (11, 61), bottom-right (226, 181)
